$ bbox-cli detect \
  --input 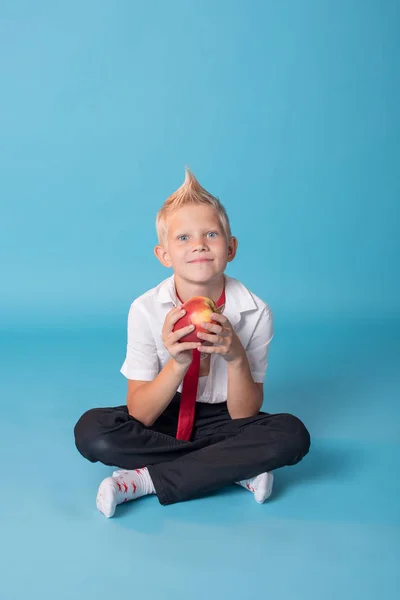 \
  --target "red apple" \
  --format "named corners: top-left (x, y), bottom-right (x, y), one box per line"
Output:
top-left (173, 296), bottom-right (219, 342)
